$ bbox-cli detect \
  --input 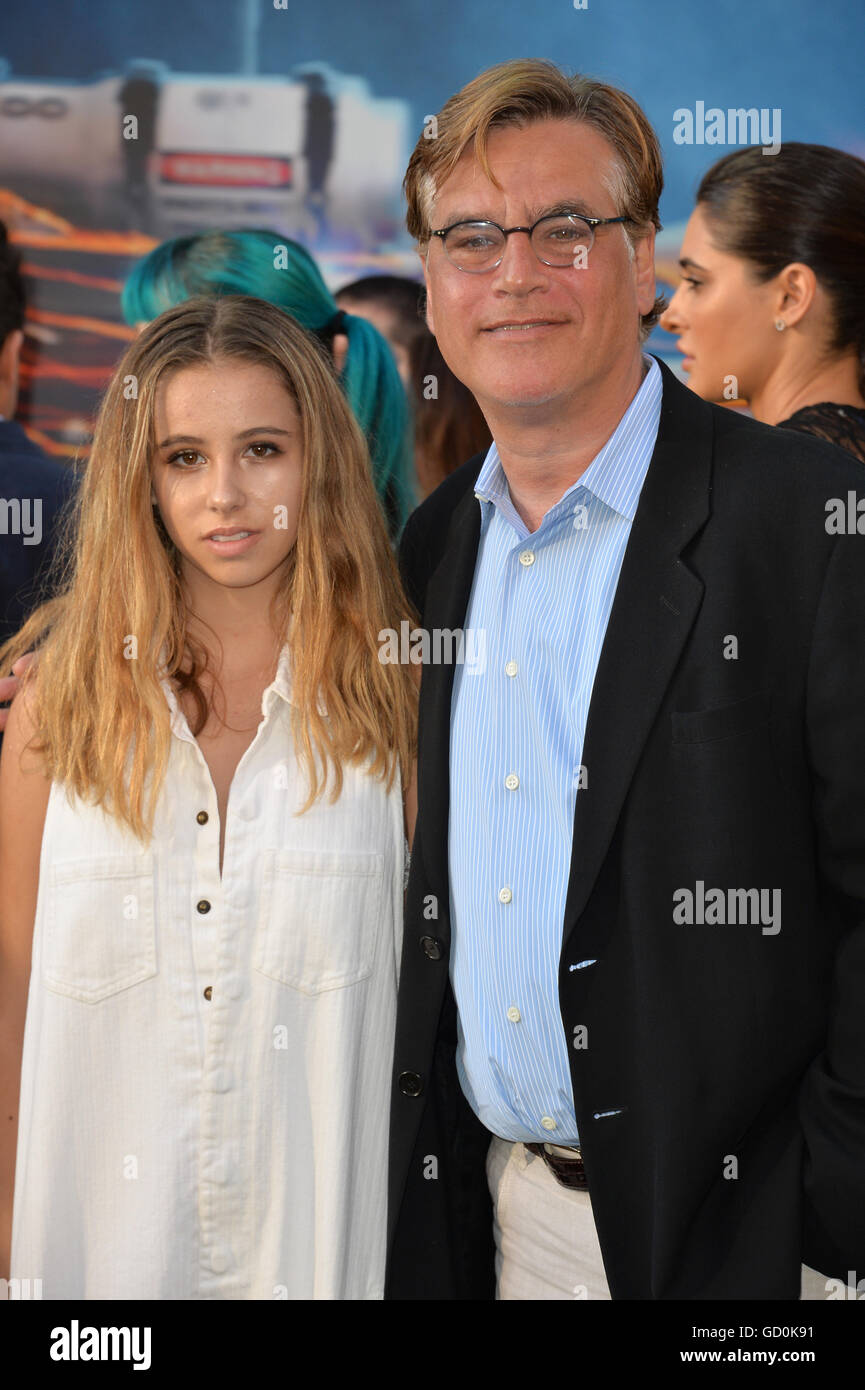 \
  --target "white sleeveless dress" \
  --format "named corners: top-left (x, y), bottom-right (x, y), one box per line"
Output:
top-left (10, 647), bottom-right (404, 1299)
